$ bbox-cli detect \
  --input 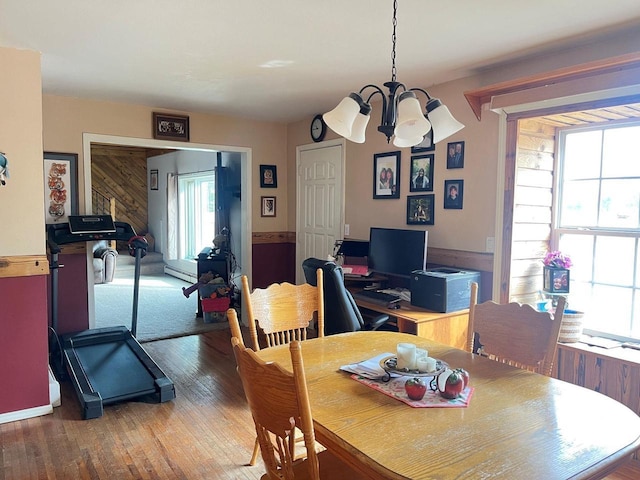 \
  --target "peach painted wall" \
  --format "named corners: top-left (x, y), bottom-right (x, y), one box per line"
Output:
top-left (286, 75), bottom-right (498, 253)
top-left (41, 95), bottom-right (289, 237)
top-left (0, 46), bottom-right (49, 416)
top-left (286, 29), bottom-right (640, 254)
top-left (0, 47), bottom-right (46, 255)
